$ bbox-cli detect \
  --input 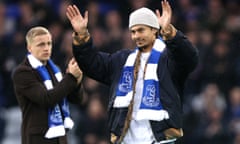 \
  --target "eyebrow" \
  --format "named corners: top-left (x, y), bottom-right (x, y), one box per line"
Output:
top-left (131, 27), bottom-right (145, 32)
top-left (36, 41), bottom-right (52, 46)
